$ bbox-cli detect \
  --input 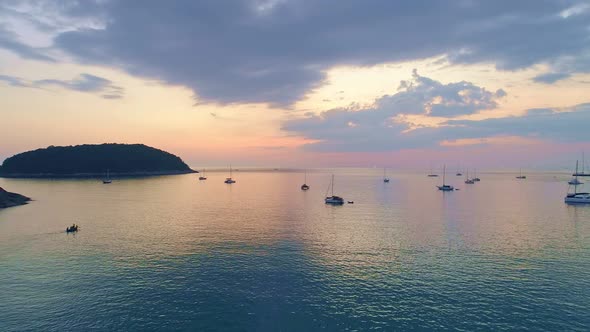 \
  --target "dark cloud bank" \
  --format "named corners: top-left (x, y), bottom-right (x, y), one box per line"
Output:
top-left (1, 0), bottom-right (587, 106)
